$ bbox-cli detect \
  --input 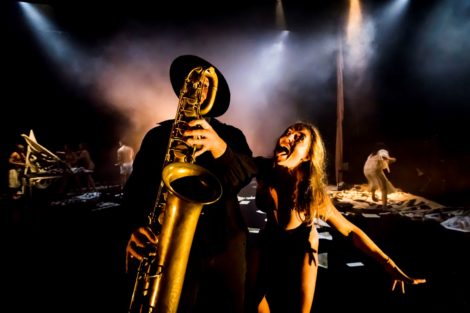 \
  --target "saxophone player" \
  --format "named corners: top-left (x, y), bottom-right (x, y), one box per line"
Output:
top-left (122, 55), bottom-right (257, 313)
